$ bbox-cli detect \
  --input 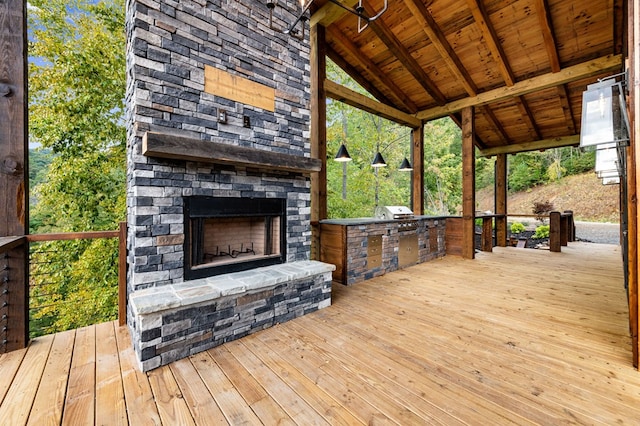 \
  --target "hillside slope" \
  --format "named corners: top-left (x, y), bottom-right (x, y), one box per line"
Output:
top-left (476, 172), bottom-right (620, 222)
